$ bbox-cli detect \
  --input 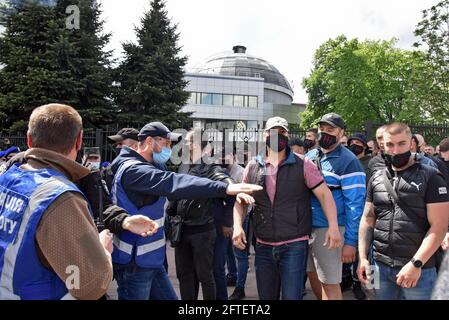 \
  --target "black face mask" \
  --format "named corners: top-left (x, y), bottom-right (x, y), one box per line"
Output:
top-left (385, 151), bottom-right (411, 168)
top-left (349, 144), bottom-right (365, 156)
top-left (303, 139), bottom-right (315, 149)
top-left (266, 133), bottom-right (289, 153)
top-left (318, 132), bottom-right (338, 149)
